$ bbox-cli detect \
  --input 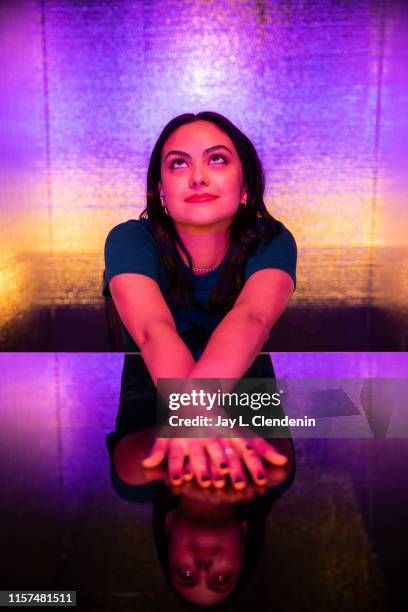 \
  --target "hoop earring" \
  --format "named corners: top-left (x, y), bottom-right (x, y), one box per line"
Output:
top-left (160, 196), bottom-right (169, 215)
top-left (239, 201), bottom-right (247, 210)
